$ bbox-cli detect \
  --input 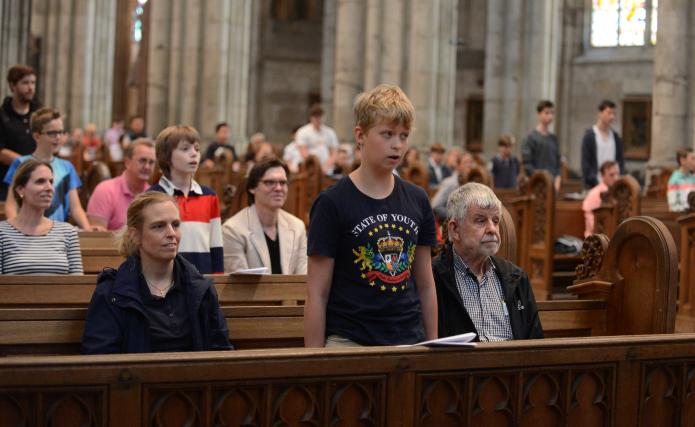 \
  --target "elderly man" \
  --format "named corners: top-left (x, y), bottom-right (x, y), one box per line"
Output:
top-left (222, 158), bottom-right (307, 274)
top-left (87, 138), bottom-right (156, 230)
top-left (432, 182), bottom-right (543, 341)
